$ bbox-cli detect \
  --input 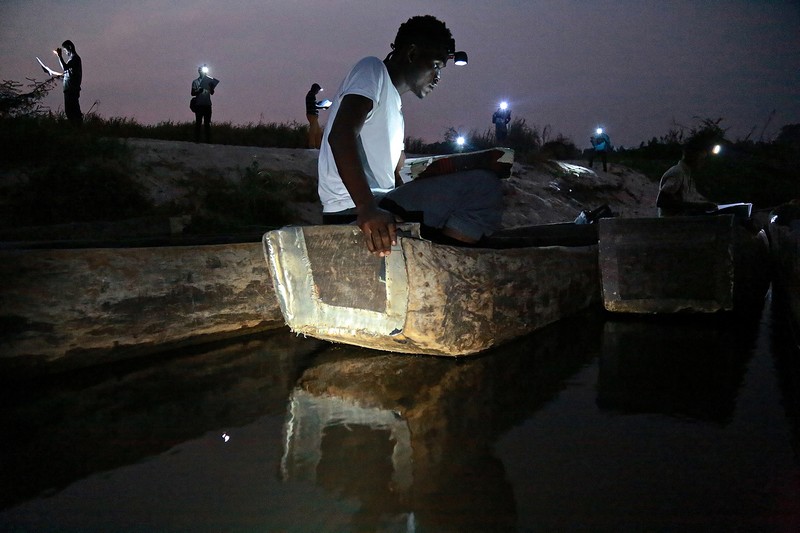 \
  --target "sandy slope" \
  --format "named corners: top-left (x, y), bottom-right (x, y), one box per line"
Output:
top-left (126, 138), bottom-right (659, 228)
